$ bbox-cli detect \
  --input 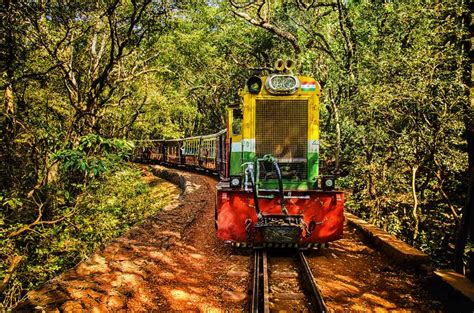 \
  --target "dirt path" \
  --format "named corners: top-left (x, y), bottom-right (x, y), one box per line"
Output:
top-left (21, 166), bottom-right (445, 312)
top-left (306, 227), bottom-right (443, 311)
